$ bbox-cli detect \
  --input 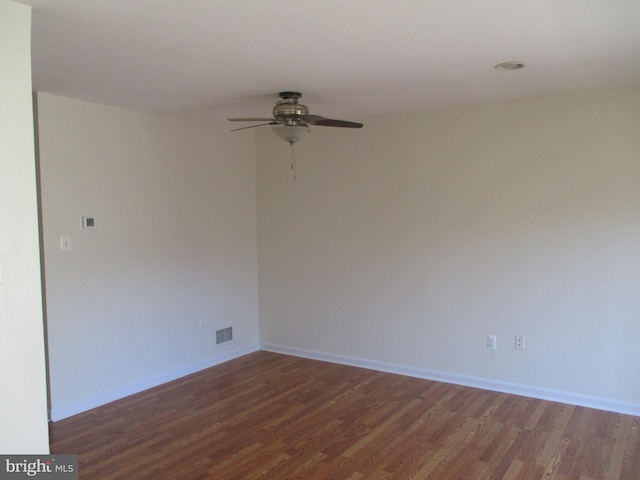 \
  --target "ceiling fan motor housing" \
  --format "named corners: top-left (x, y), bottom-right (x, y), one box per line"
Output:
top-left (273, 92), bottom-right (309, 125)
